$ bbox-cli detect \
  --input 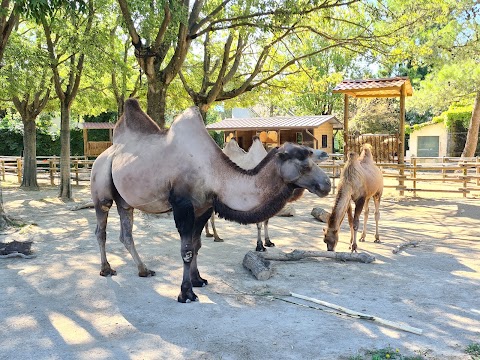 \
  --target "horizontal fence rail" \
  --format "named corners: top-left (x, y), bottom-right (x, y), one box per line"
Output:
top-left (1, 155), bottom-right (480, 198)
